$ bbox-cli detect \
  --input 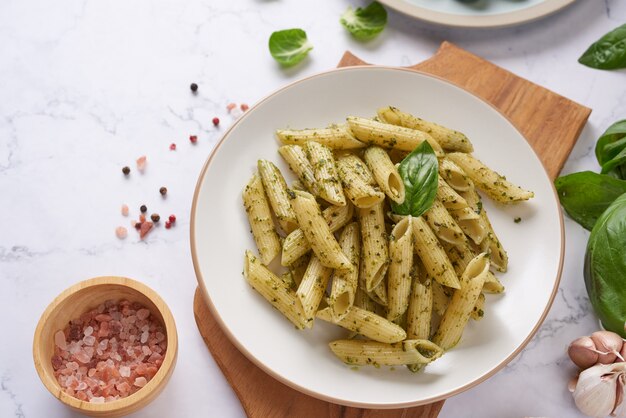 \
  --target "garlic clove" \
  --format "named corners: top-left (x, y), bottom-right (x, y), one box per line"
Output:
top-left (573, 363), bottom-right (626, 418)
top-left (591, 331), bottom-right (624, 364)
top-left (569, 336), bottom-right (600, 369)
top-left (568, 376), bottom-right (578, 393)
